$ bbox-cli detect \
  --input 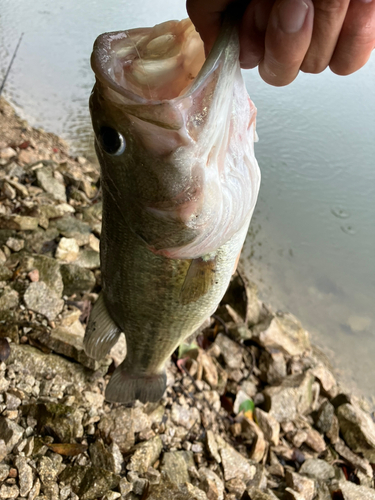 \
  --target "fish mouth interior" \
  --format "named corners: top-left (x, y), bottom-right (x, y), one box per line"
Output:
top-left (93, 19), bottom-right (206, 102)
